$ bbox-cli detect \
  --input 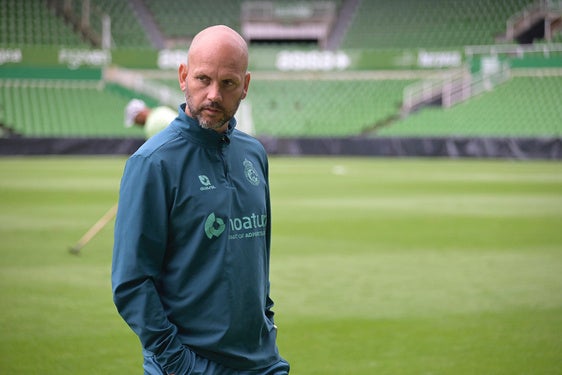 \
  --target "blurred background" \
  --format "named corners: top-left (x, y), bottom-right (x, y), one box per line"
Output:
top-left (0, 0), bottom-right (561, 158)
